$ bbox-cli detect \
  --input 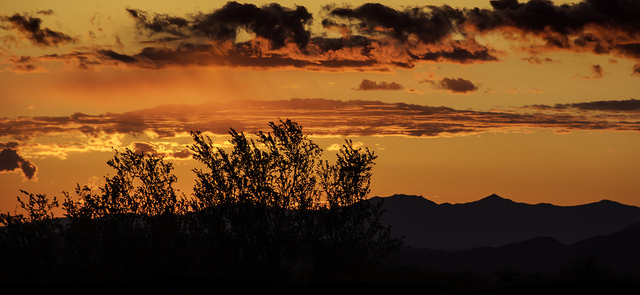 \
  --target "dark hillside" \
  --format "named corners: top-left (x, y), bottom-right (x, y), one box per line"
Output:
top-left (372, 194), bottom-right (640, 250)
